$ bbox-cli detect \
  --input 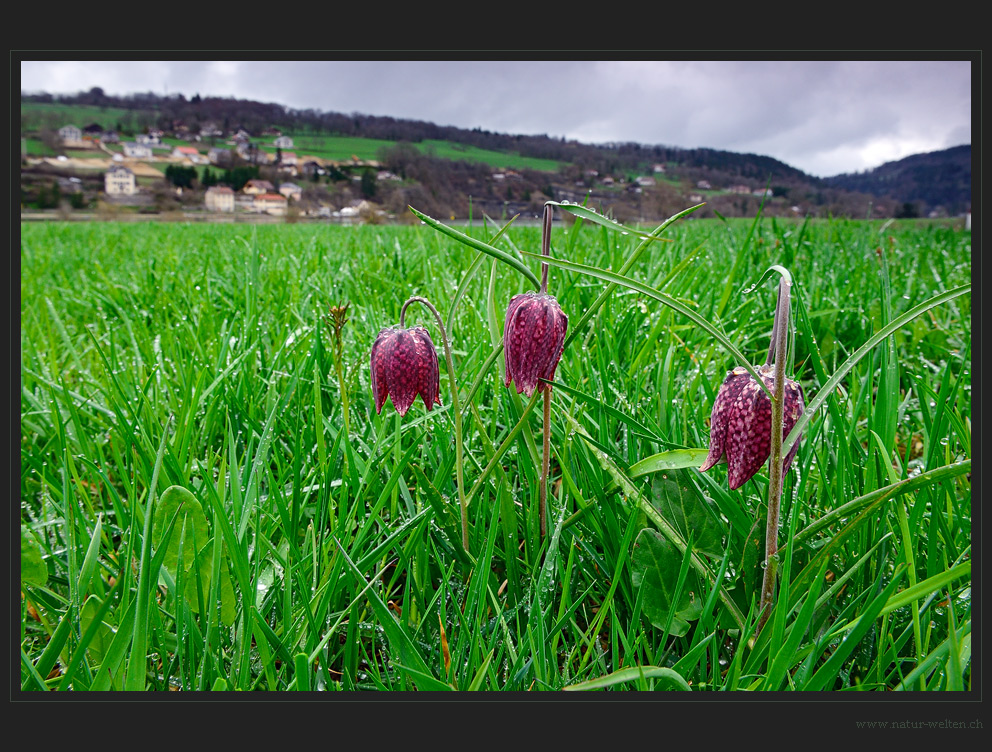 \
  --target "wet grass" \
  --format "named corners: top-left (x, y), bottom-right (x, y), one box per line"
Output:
top-left (19, 211), bottom-right (970, 693)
